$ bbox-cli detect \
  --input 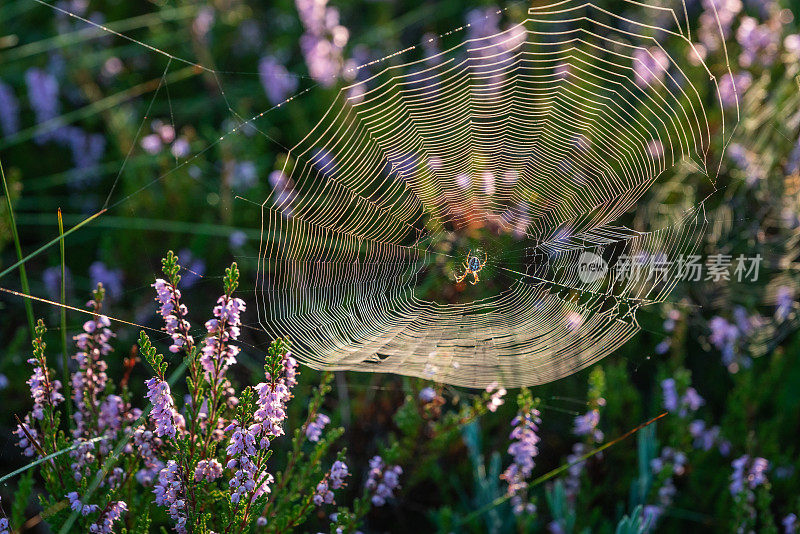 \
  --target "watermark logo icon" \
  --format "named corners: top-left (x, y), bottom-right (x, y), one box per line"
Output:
top-left (577, 252), bottom-right (608, 284)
